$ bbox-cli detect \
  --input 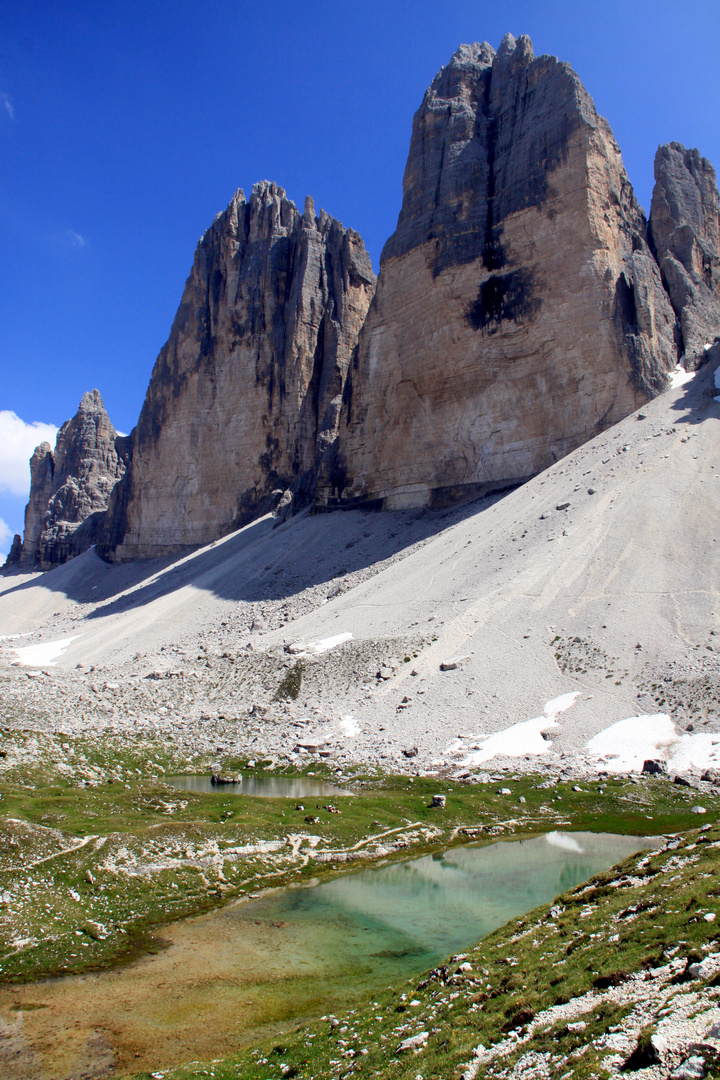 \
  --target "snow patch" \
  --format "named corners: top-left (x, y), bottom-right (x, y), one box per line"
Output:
top-left (669, 732), bottom-right (720, 773)
top-left (457, 693), bottom-right (580, 767)
top-left (13, 635), bottom-right (82, 667)
top-left (587, 714), bottom-right (676, 772)
top-left (338, 715), bottom-right (360, 737)
top-left (305, 632), bottom-right (353, 655)
top-left (544, 692), bottom-right (581, 717)
top-left (587, 714), bottom-right (720, 773)
top-left (457, 716), bottom-right (557, 765)
top-left (670, 364), bottom-right (696, 389)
